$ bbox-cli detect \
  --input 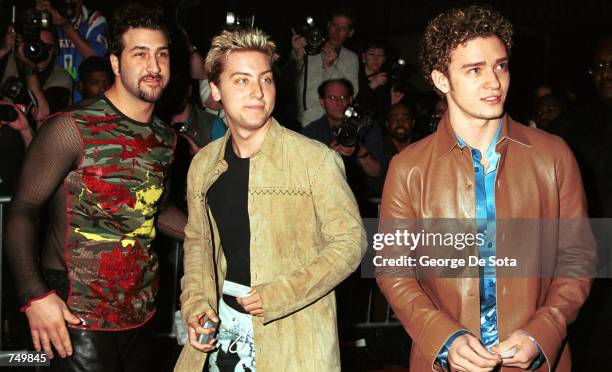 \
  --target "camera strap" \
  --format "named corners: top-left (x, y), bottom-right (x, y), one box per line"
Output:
top-left (302, 55), bottom-right (309, 110)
